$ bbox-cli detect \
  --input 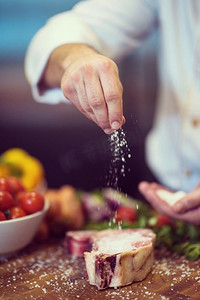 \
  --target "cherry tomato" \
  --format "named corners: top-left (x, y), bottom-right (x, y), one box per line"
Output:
top-left (8, 177), bottom-right (25, 195)
top-left (116, 206), bottom-right (137, 223)
top-left (15, 191), bottom-right (26, 206)
top-left (19, 192), bottom-right (45, 214)
top-left (0, 211), bottom-right (6, 221)
top-left (0, 177), bottom-right (15, 195)
top-left (156, 214), bottom-right (172, 227)
top-left (9, 206), bottom-right (27, 219)
top-left (0, 191), bottom-right (15, 211)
